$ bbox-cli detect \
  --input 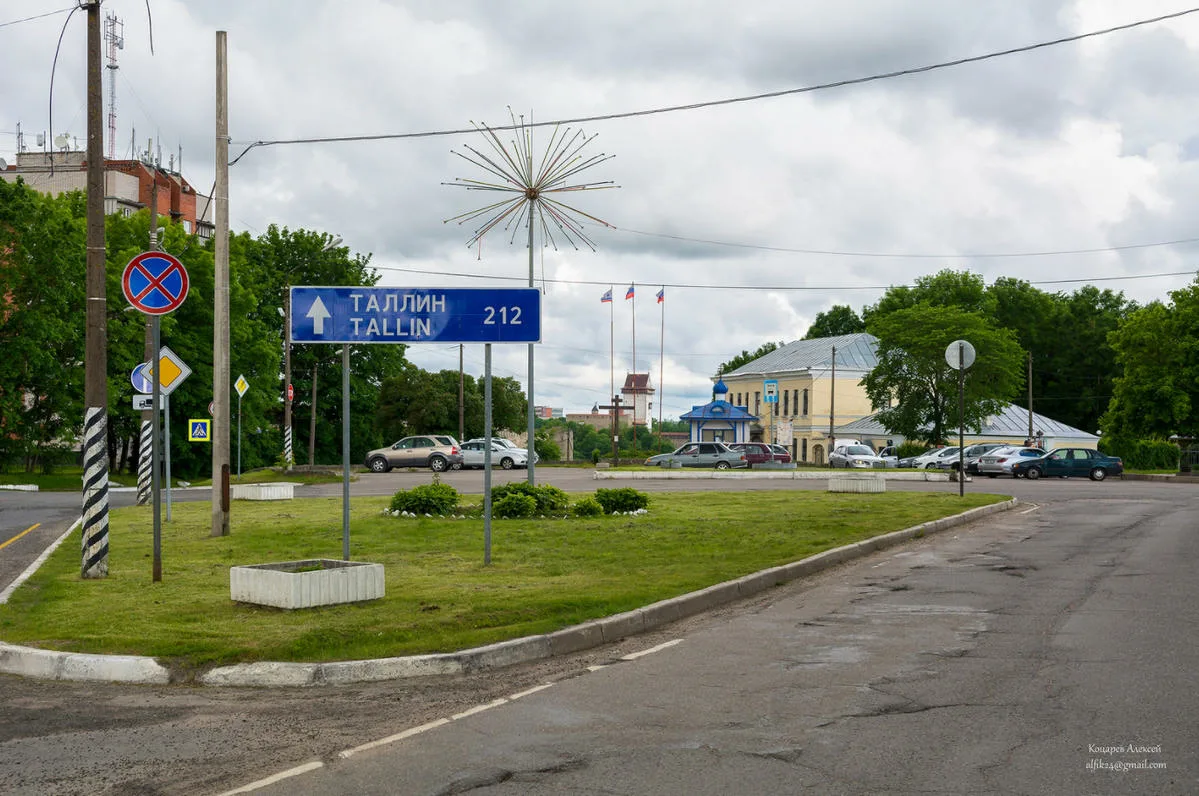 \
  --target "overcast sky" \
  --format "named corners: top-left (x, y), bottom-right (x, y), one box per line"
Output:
top-left (4, 1), bottom-right (1199, 420)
